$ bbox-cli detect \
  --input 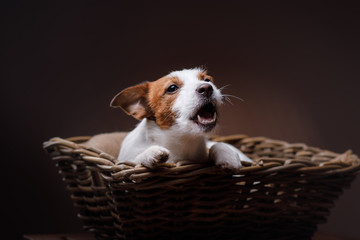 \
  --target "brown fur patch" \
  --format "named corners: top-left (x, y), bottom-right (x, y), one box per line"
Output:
top-left (197, 71), bottom-right (214, 83)
top-left (110, 82), bottom-right (153, 120)
top-left (147, 76), bottom-right (184, 129)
